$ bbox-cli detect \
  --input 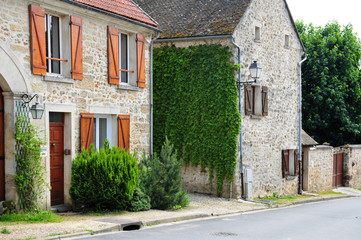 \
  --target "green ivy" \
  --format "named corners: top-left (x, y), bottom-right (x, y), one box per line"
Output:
top-left (153, 44), bottom-right (240, 195)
